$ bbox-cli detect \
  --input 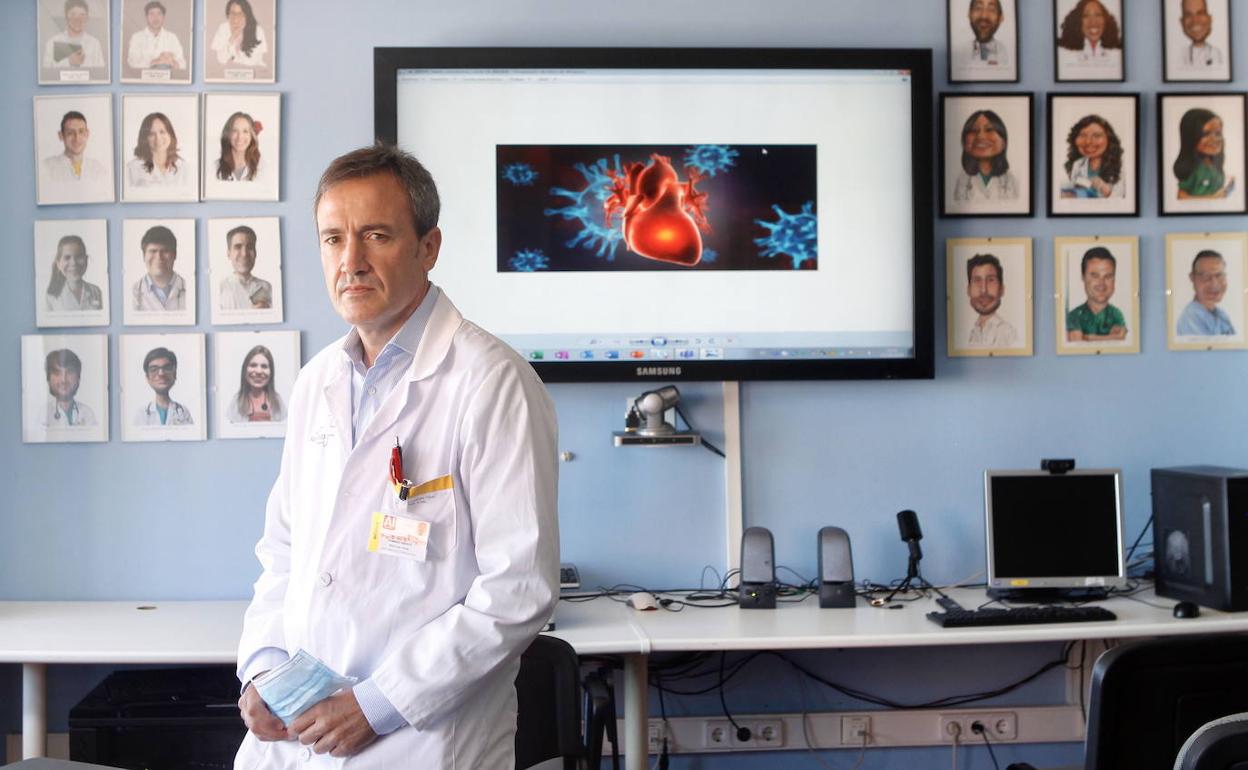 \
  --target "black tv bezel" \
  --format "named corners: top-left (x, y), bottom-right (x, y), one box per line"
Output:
top-left (374, 47), bottom-right (934, 383)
